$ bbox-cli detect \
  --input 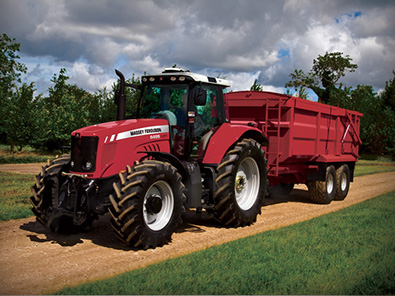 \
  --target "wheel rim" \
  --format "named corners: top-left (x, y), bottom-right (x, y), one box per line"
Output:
top-left (340, 172), bottom-right (347, 191)
top-left (235, 157), bottom-right (260, 211)
top-left (143, 181), bottom-right (174, 231)
top-left (327, 173), bottom-right (334, 194)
